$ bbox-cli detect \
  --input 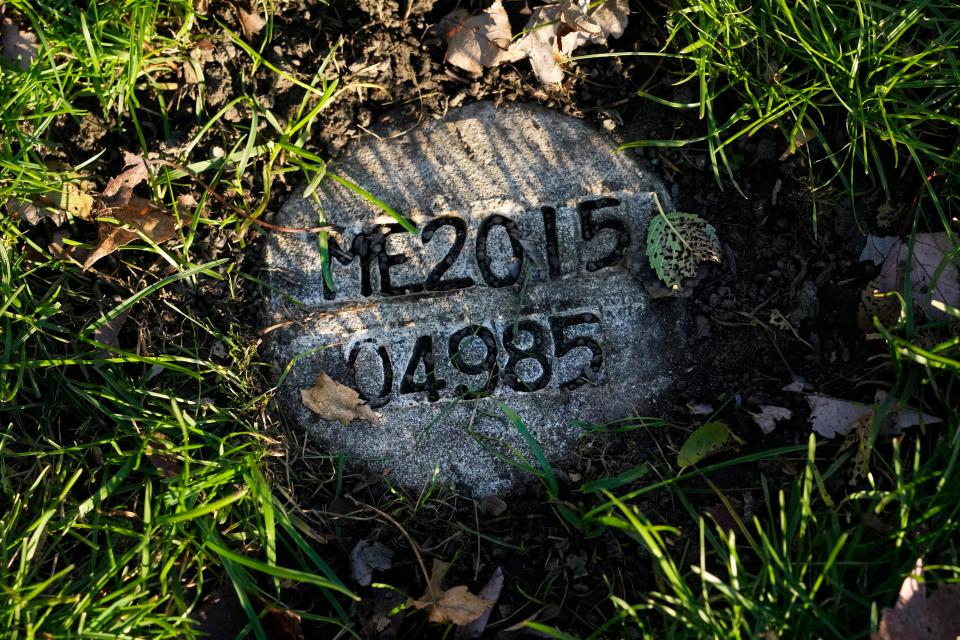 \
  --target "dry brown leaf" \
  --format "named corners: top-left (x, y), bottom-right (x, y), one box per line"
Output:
top-left (301, 372), bottom-right (381, 426)
top-left (1, 17), bottom-right (37, 70)
top-left (83, 196), bottom-right (183, 270)
top-left (8, 181), bottom-right (95, 226)
top-left (409, 560), bottom-right (492, 627)
top-left (559, 0), bottom-right (603, 37)
top-left (103, 152), bottom-right (150, 200)
top-left (237, 6), bottom-right (265, 38)
top-left (83, 155), bottom-right (187, 270)
top-left (145, 437), bottom-right (182, 479)
top-left (457, 567), bottom-right (504, 639)
top-left (508, 0), bottom-right (629, 85)
top-left (874, 559), bottom-right (960, 640)
top-left (444, 0), bottom-right (515, 74)
top-left (558, 0), bottom-right (628, 40)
